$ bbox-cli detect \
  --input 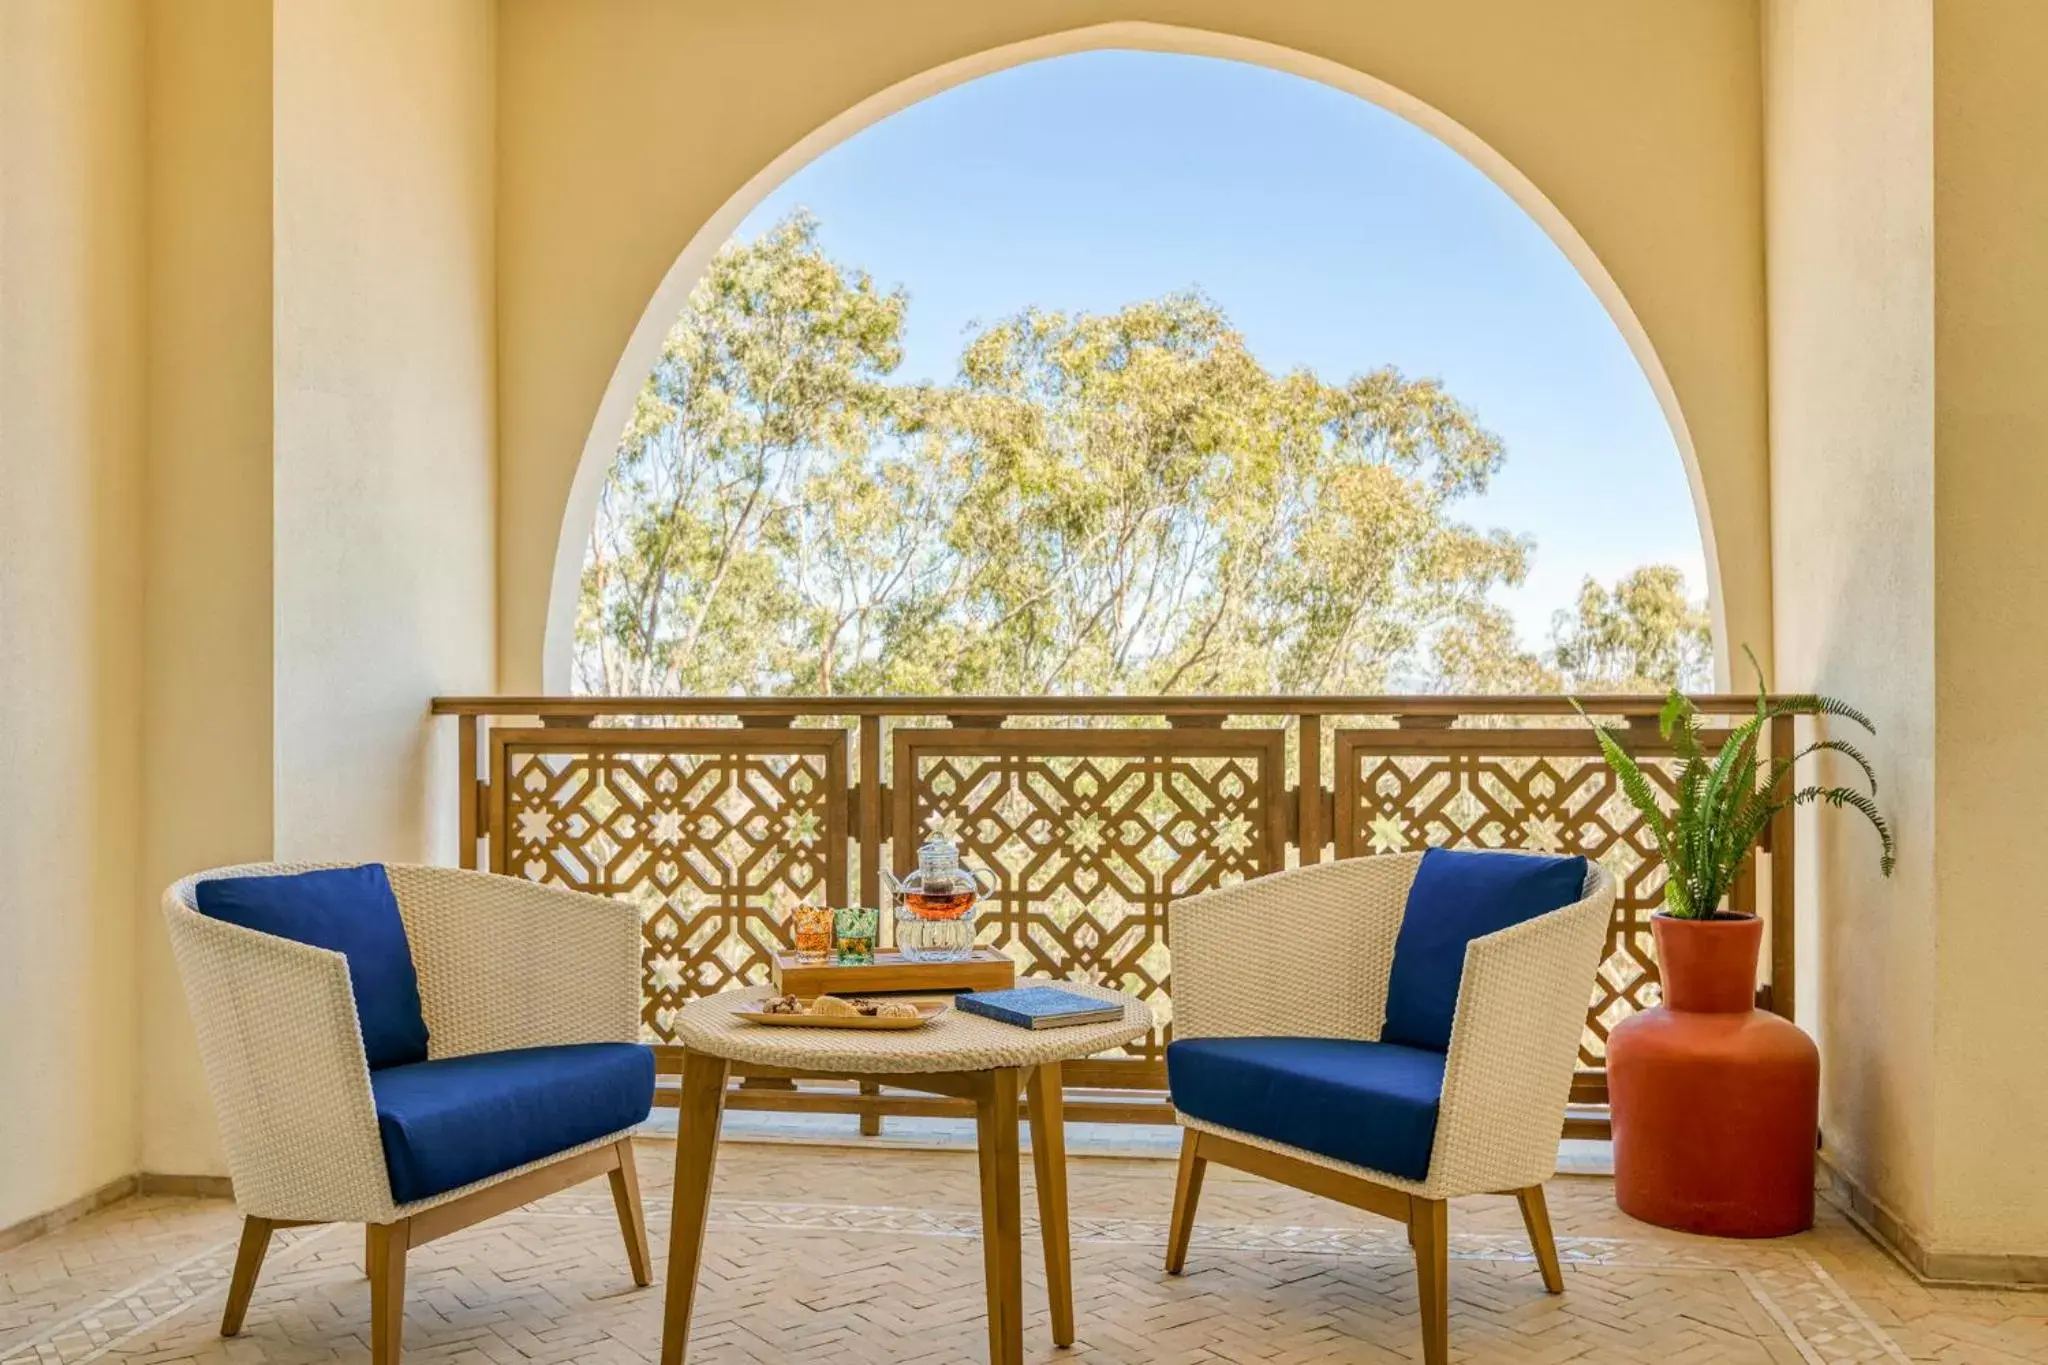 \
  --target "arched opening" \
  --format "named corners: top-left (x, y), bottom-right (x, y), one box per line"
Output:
top-left (546, 22), bottom-right (1721, 694)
